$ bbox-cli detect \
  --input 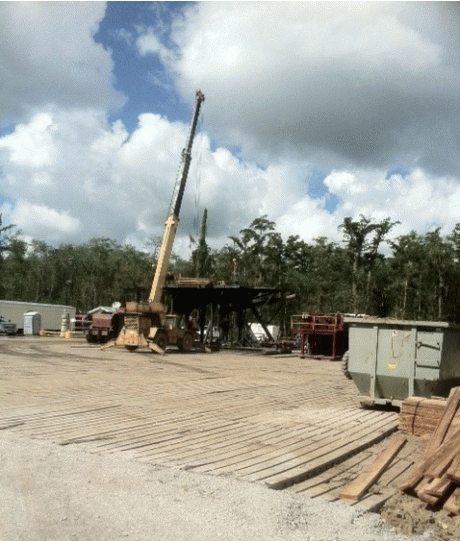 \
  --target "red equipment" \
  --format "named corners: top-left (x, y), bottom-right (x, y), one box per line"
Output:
top-left (298, 313), bottom-right (348, 359)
